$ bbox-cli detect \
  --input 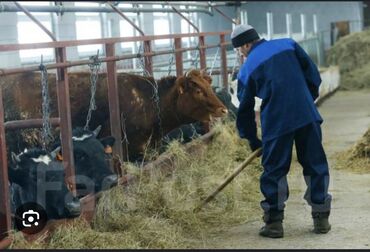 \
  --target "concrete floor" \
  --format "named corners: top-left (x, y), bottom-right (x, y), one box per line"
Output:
top-left (194, 90), bottom-right (370, 249)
